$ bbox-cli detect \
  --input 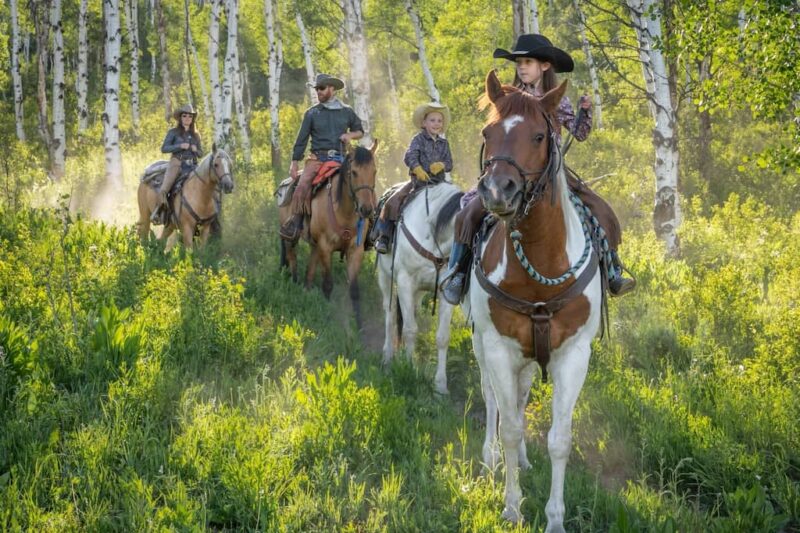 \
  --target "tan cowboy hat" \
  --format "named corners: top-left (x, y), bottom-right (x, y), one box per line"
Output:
top-left (412, 102), bottom-right (450, 131)
top-left (173, 103), bottom-right (198, 120)
top-left (308, 73), bottom-right (345, 90)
